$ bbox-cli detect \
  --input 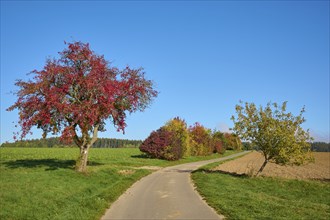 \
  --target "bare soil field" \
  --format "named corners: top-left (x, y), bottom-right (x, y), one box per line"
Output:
top-left (213, 151), bottom-right (330, 180)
